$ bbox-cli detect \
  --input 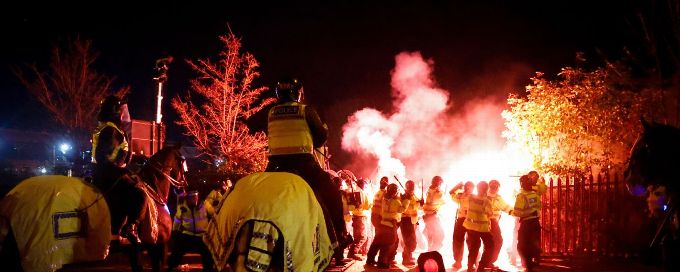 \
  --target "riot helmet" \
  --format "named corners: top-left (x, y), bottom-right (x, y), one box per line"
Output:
top-left (98, 95), bottom-right (124, 123)
top-left (275, 77), bottom-right (304, 103)
top-left (385, 183), bottom-right (399, 199)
